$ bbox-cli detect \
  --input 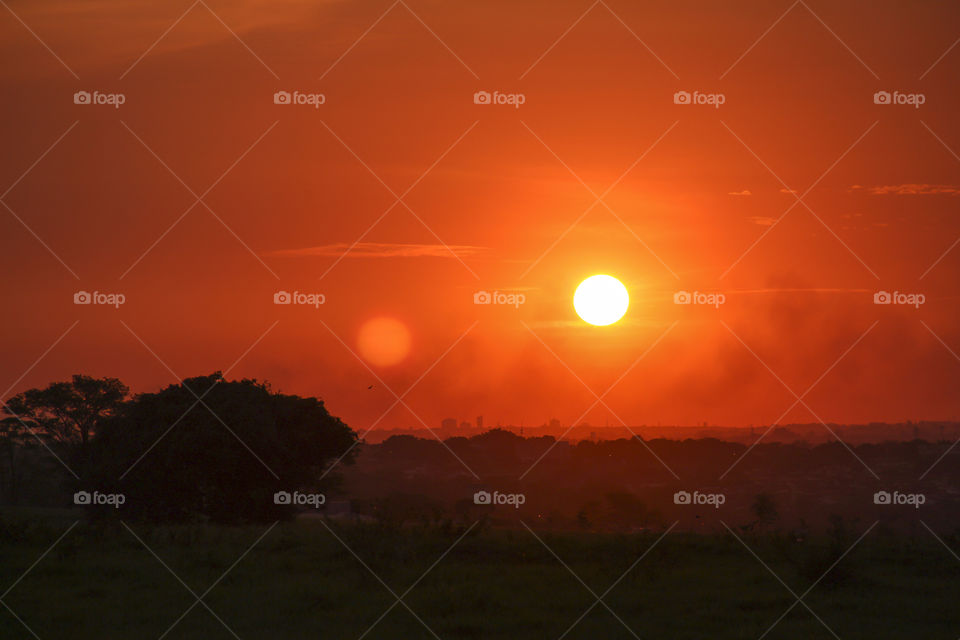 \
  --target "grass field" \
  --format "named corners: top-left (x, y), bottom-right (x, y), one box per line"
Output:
top-left (1, 510), bottom-right (958, 639)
